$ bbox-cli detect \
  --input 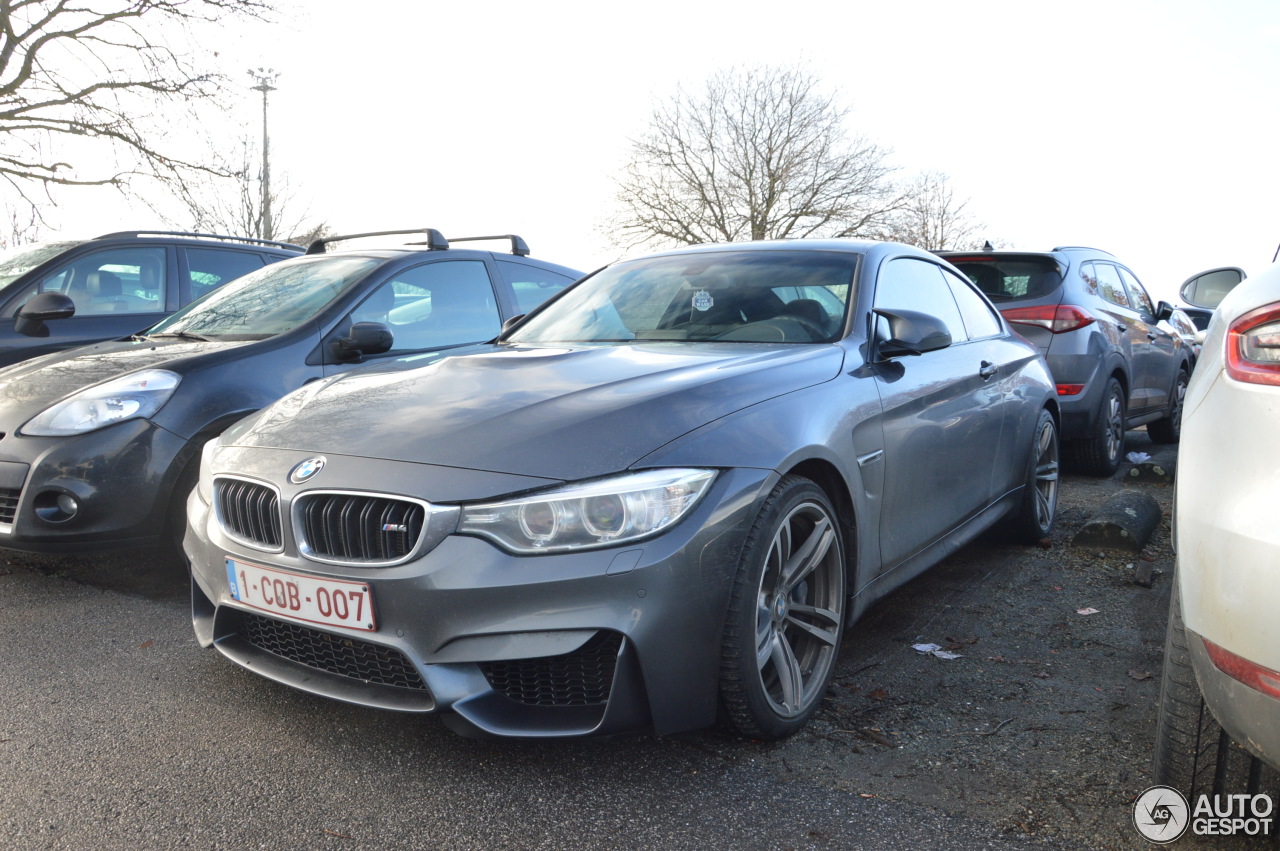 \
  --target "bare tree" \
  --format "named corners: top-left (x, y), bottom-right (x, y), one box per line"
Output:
top-left (0, 0), bottom-right (273, 214)
top-left (164, 134), bottom-right (326, 244)
top-left (611, 65), bottom-right (900, 249)
top-left (876, 170), bottom-right (995, 251)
